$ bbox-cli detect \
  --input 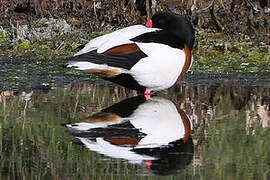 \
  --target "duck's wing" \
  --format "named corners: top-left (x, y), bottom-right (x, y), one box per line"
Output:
top-left (66, 30), bottom-right (183, 71)
top-left (65, 96), bottom-right (146, 131)
top-left (67, 44), bottom-right (147, 71)
top-left (74, 25), bottom-right (160, 56)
